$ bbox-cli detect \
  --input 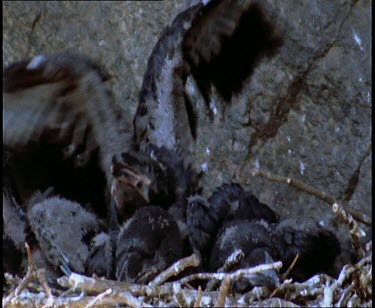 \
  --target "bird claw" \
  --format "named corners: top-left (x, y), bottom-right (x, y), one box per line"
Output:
top-left (59, 262), bottom-right (72, 277)
top-left (74, 152), bottom-right (90, 168)
top-left (63, 144), bottom-right (76, 159)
